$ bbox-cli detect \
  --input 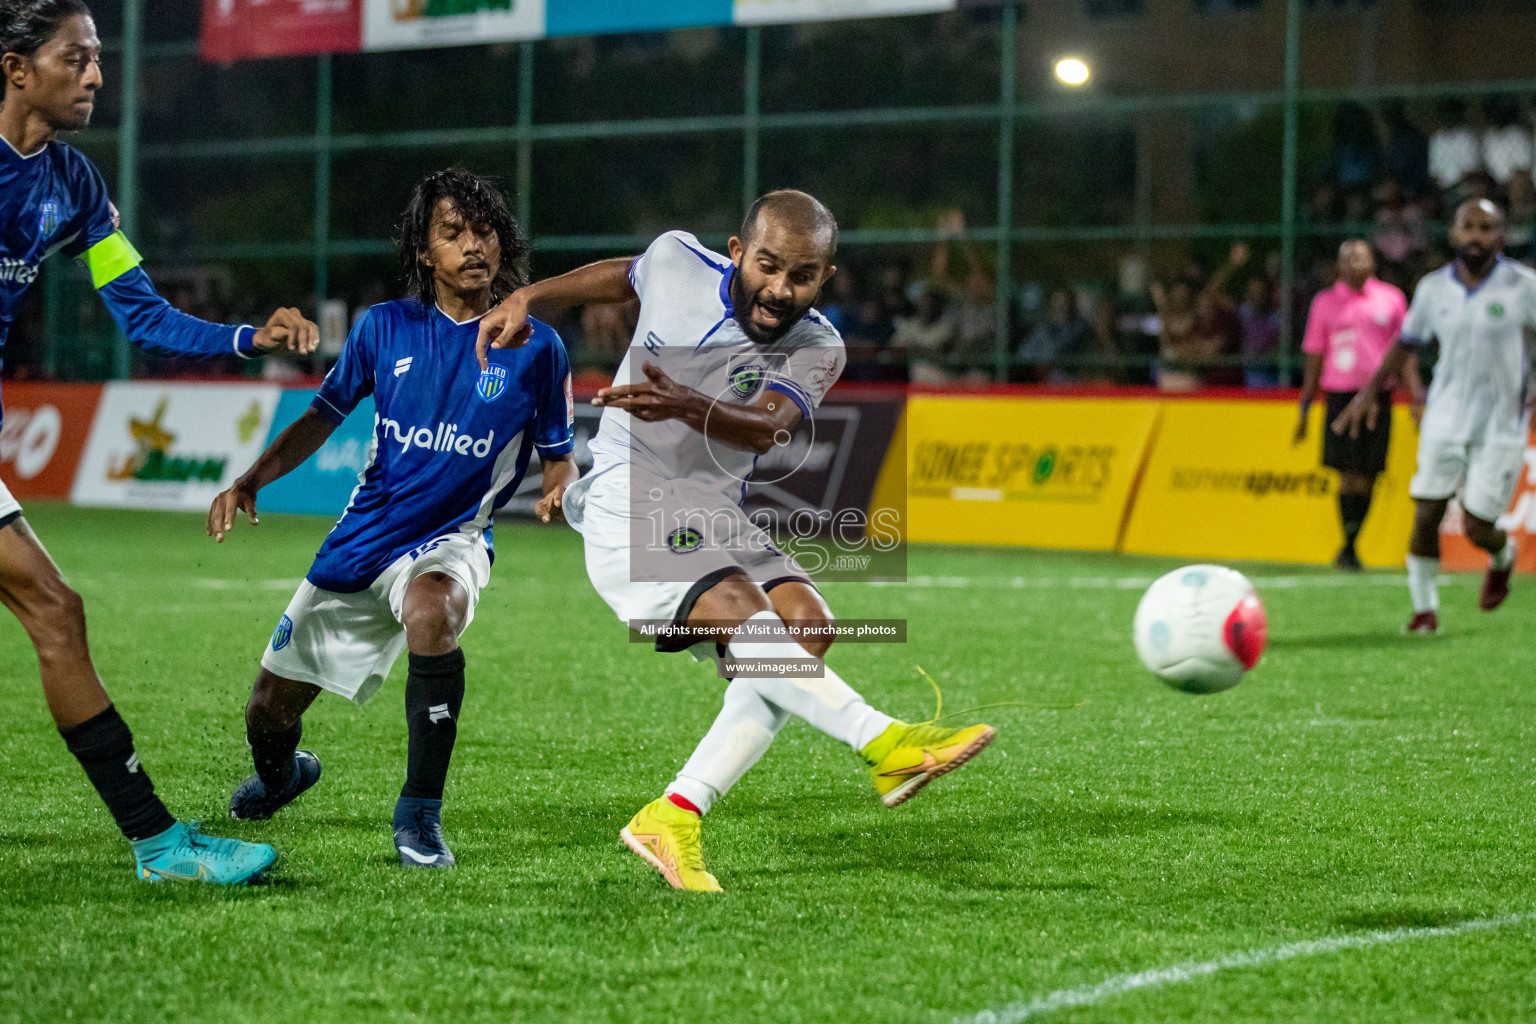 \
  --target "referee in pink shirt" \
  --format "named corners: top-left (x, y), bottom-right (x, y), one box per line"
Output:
top-left (1295, 240), bottom-right (1424, 570)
